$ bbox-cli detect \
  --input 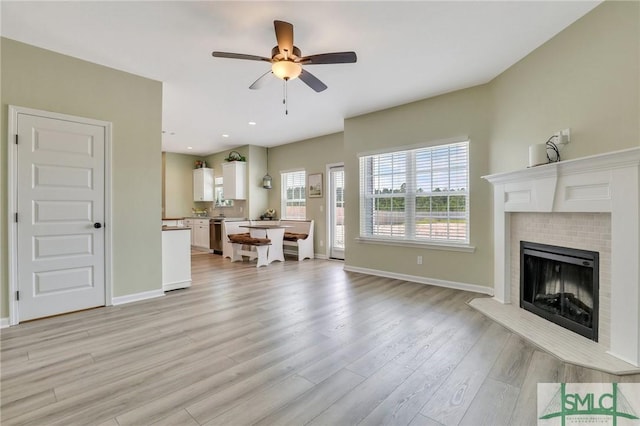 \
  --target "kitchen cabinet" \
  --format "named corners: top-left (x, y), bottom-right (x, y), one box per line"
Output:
top-left (162, 228), bottom-right (191, 291)
top-left (193, 168), bottom-right (214, 202)
top-left (223, 161), bottom-right (246, 200)
top-left (183, 218), bottom-right (194, 245)
top-left (192, 218), bottom-right (210, 249)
